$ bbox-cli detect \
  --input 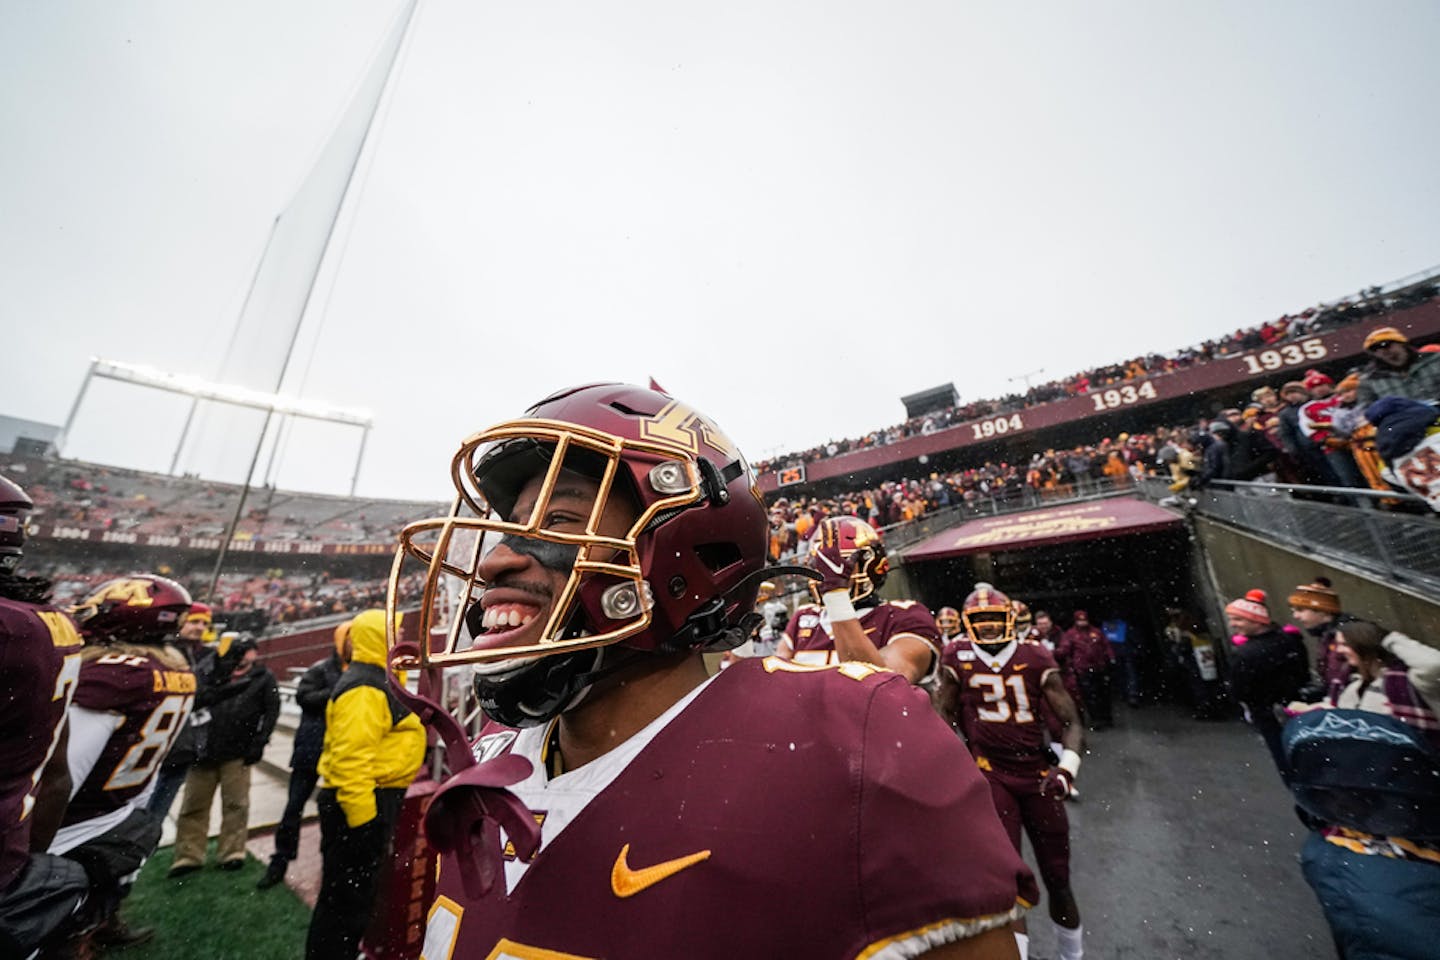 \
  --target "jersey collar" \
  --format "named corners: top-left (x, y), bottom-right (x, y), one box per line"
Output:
top-left (972, 639), bottom-right (1018, 671)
